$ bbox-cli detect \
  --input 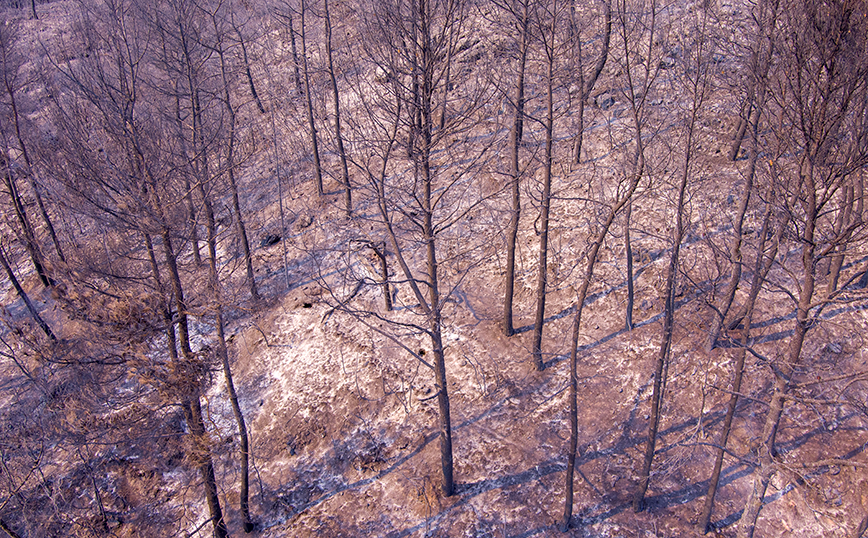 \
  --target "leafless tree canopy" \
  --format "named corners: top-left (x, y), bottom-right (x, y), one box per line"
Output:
top-left (0, 0), bottom-right (866, 537)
